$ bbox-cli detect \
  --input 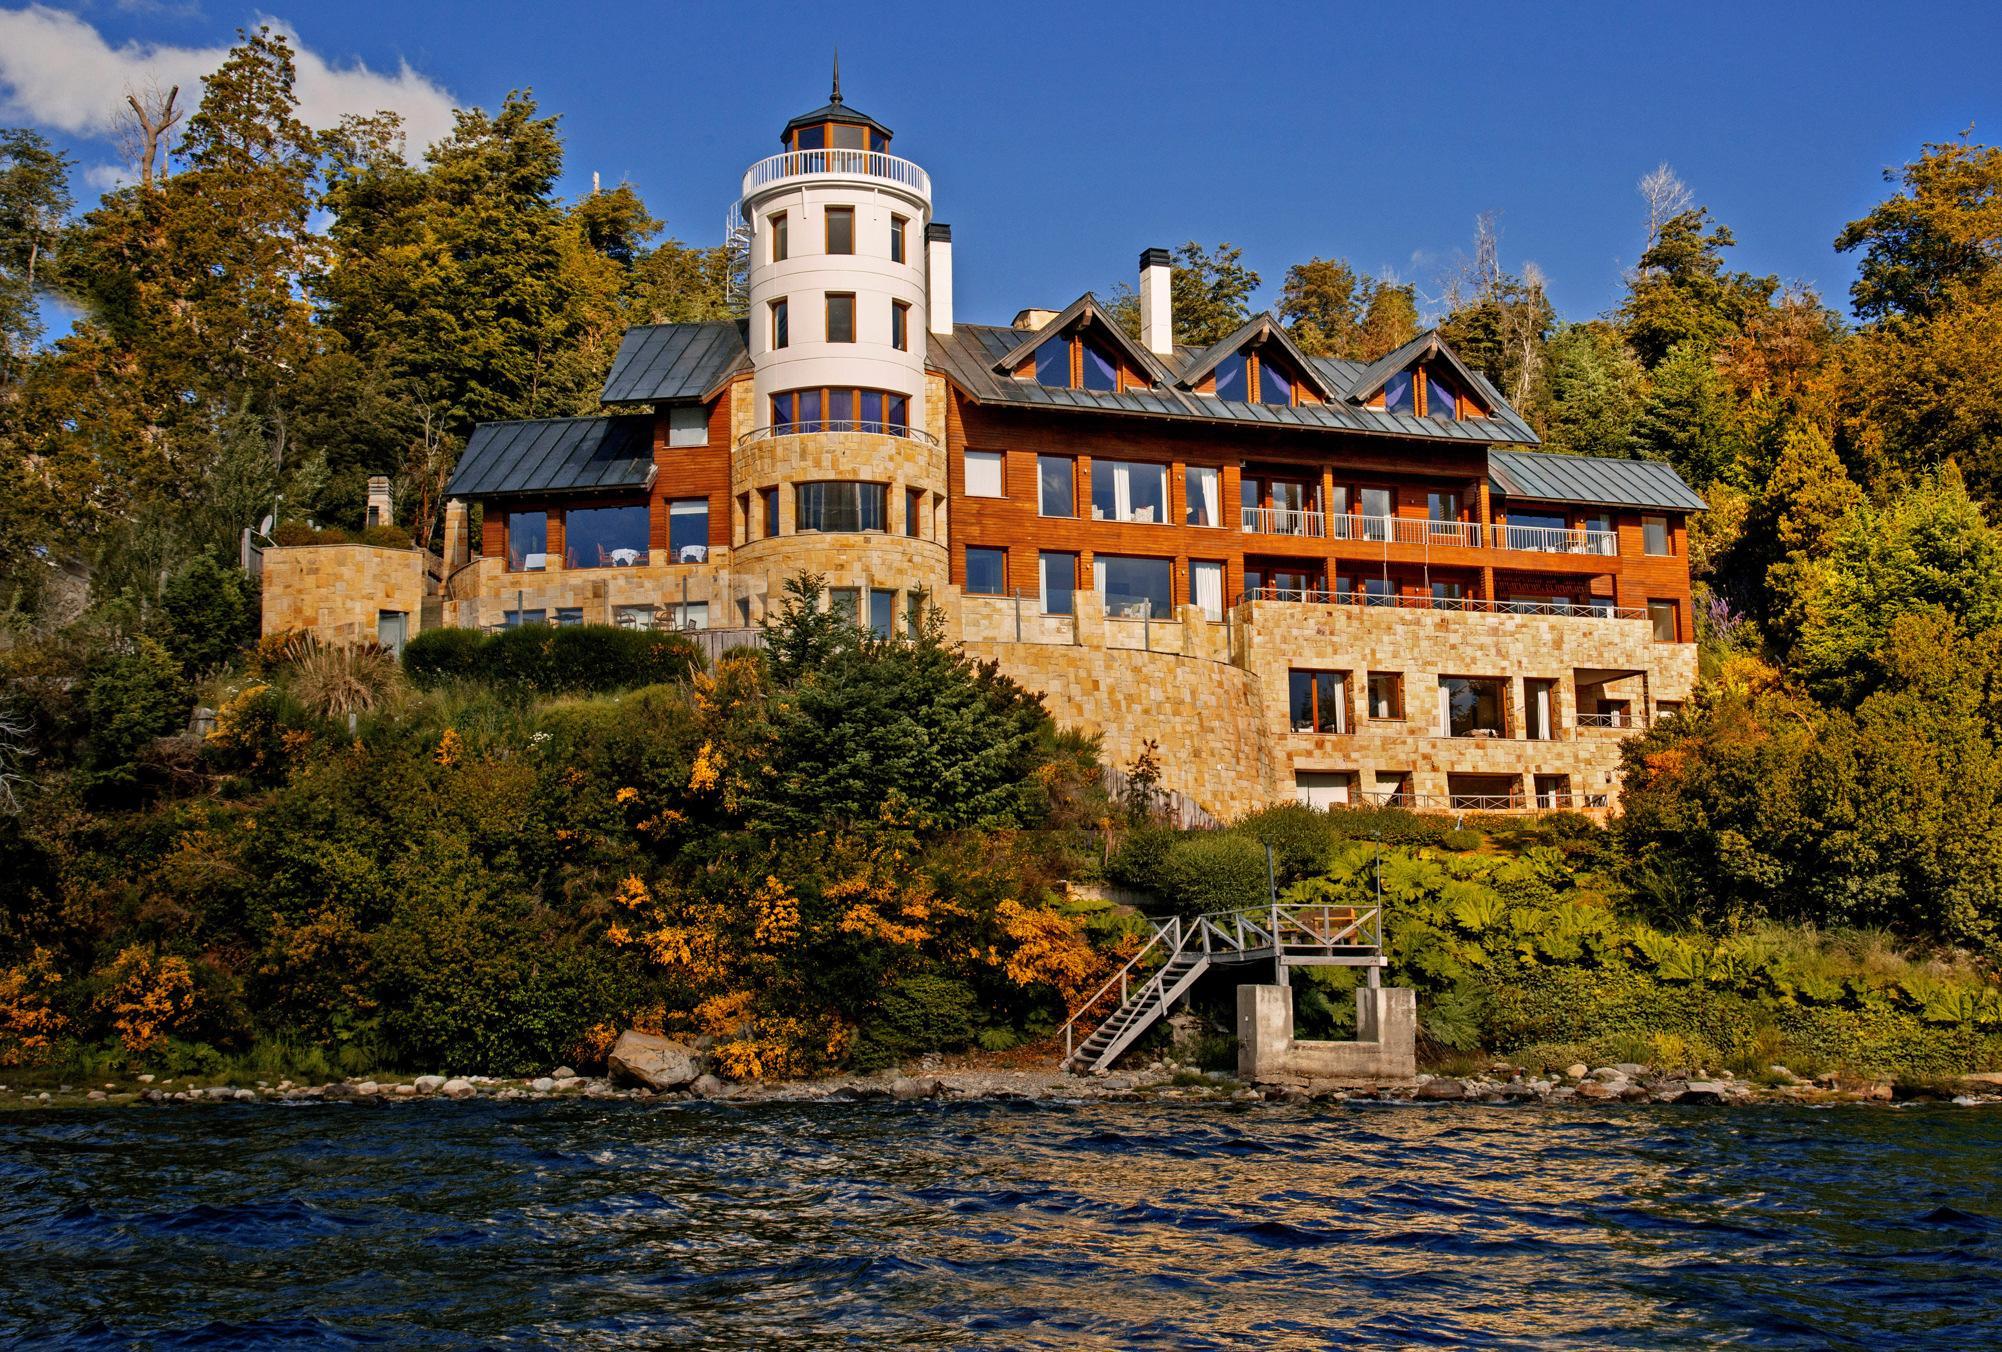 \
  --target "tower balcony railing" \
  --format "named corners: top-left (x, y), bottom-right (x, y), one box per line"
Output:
top-left (736, 419), bottom-right (941, 450)
top-left (741, 149), bottom-right (932, 201)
